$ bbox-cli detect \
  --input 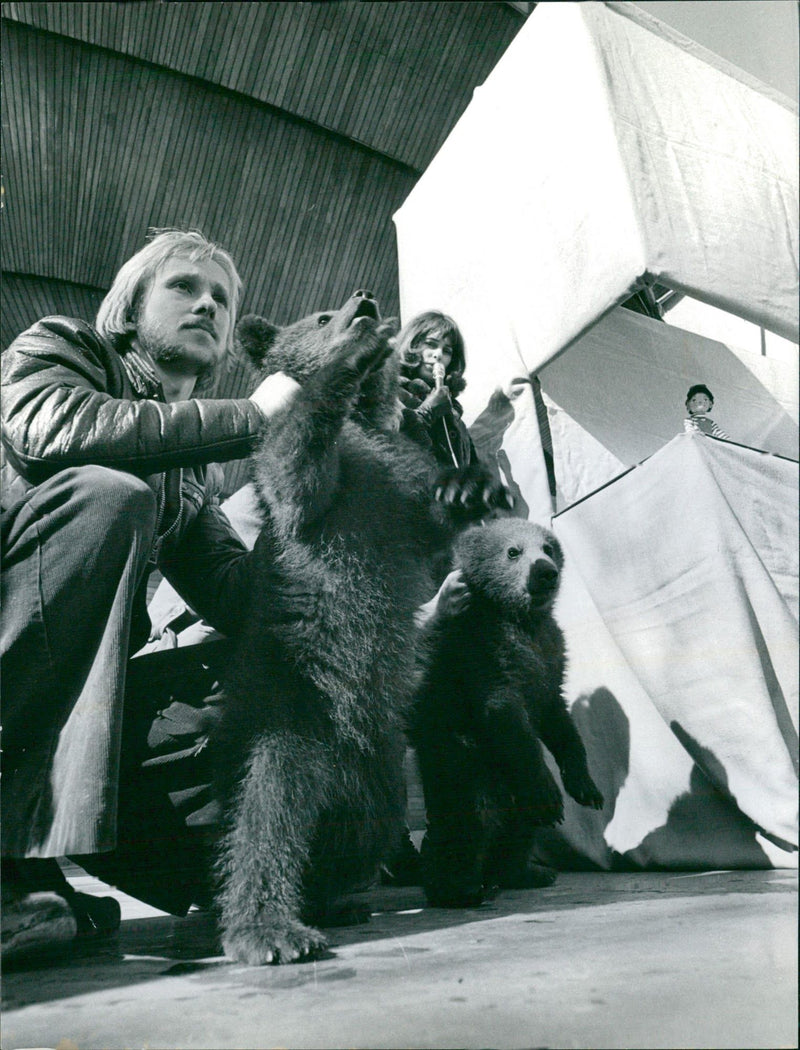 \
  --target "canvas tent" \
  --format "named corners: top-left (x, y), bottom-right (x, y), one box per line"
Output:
top-left (394, 1), bottom-right (798, 868)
